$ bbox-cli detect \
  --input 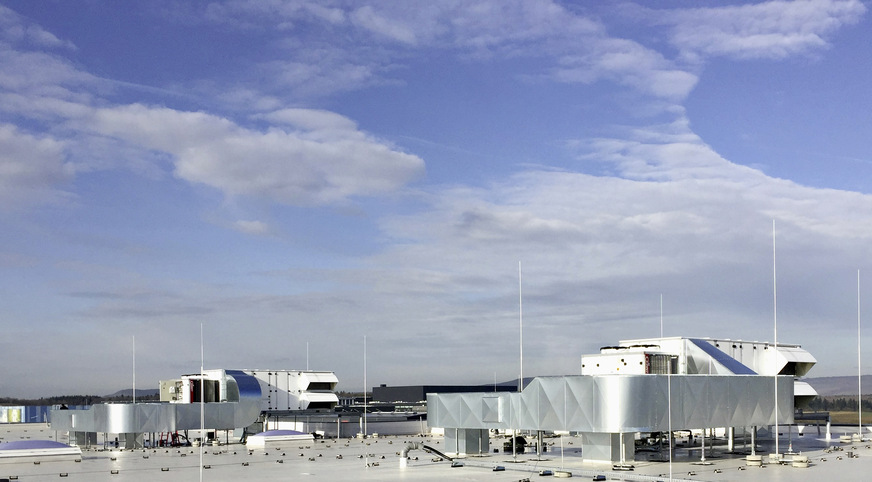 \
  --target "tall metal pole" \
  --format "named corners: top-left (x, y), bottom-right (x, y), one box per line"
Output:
top-left (859, 269), bottom-right (862, 439)
top-left (364, 335), bottom-right (367, 438)
top-left (773, 220), bottom-right (779, 456)
top-left (562, 379), bottom-right (567, 469)
top-left (519, 261), bottom-right (523, 392)
top-left (132, 336), bottom-right (136, 405)
top-left (364, 335), bottom-right (368, 467)
top-left (668, 357), bottom-right (673, 481)
top-left (515, 262), bottom-right (523, 462)
top-left (199, 323), bottom-right (204, 482)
